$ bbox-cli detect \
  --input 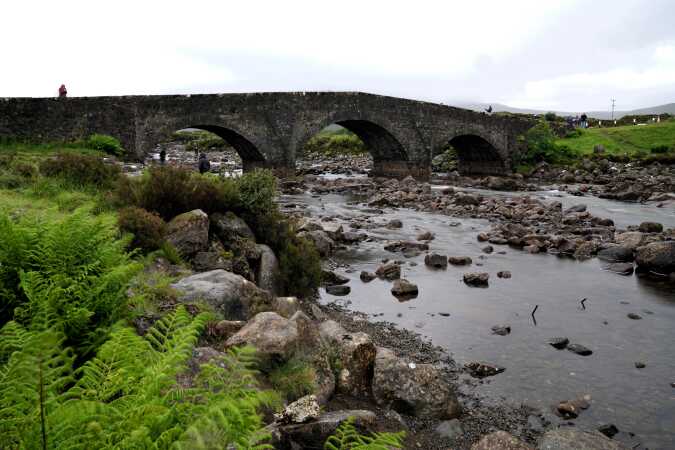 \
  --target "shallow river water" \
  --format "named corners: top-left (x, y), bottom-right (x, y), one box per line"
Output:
top-left (282, 186), bottom-right (675, 449)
